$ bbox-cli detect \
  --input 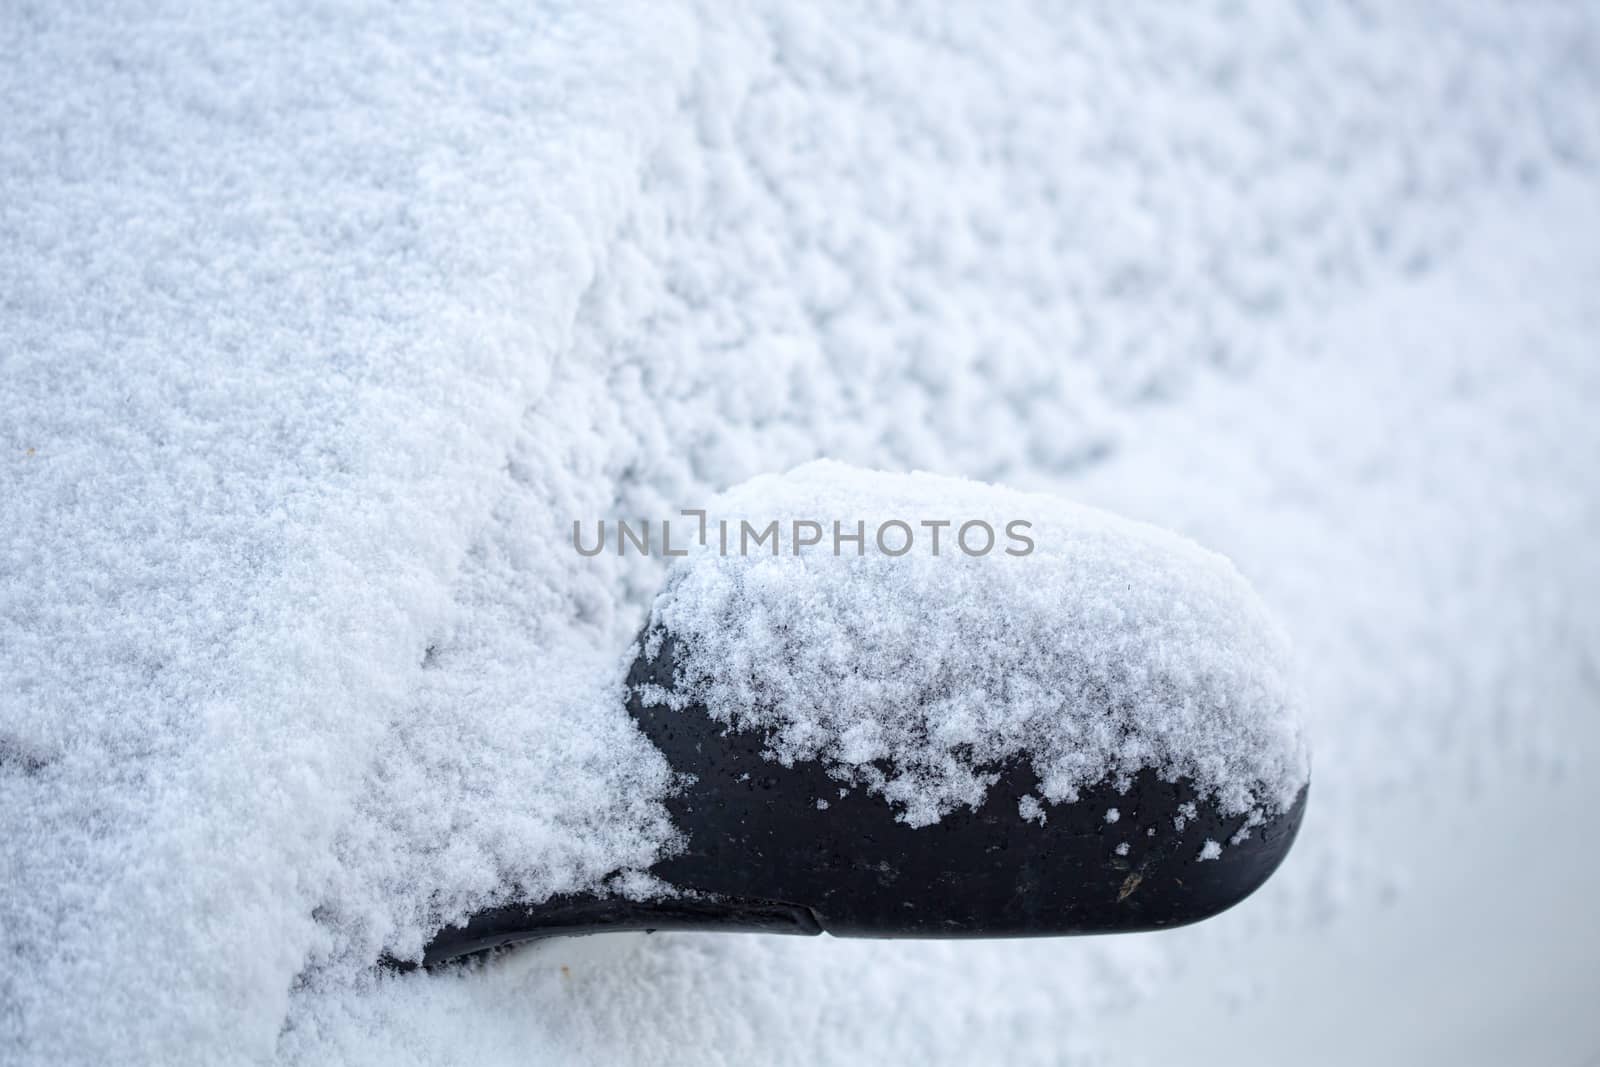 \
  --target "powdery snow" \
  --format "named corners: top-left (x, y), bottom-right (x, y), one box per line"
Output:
top-left (4, 1), bottom-right (1598, 1065)
top-left (2, 2), bottom-right (696, 1059)
top-left (641, 463), bottom-right (1308, 827)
